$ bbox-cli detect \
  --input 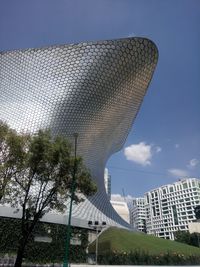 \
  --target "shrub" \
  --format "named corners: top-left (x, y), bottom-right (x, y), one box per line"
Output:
top-left (0, 217), bottom-right (88, 264)
top-left (98, 250), bottom-right (200, 265)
